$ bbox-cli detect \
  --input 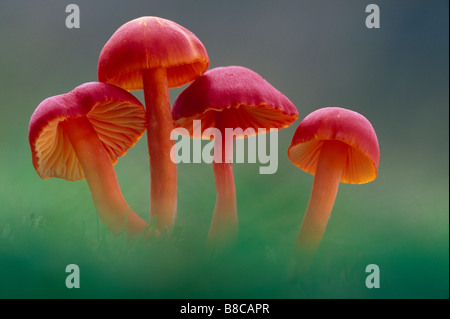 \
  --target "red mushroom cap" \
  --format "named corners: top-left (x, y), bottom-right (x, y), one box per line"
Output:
top-left (98, 16), bottom-right (210, 90)
top-left (288, 107), bottom-right (380, 184)
top-left (29, 82), bottom-right (146, 181)
top-left (172, 66), bottom-right (298, 136)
